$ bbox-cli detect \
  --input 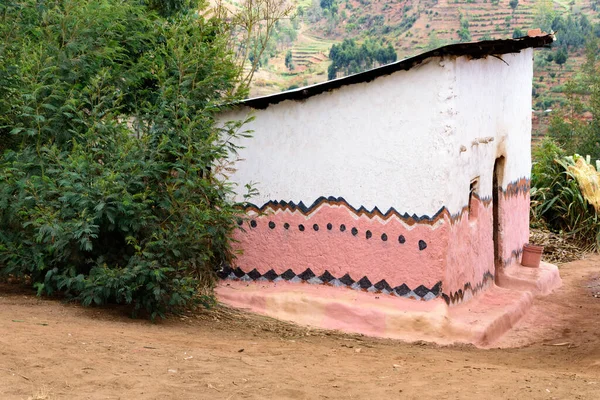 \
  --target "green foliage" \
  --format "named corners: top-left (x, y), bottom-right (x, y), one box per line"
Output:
top-left (552, 13), bottom-right (594, 50)
top-left (0, 0), bottom-right (249, 318)
top-left (535, 40), bottom-right (600, 248)
top-left (426, 32), bottom-right (448, 51)
top-left (320, 0), bottom-right (337, 12)
top-left (327, 38), bottom-right (397, 80)
top-left (533, 0), bottom-right (556, 34)
top-left (532, 138), bottom-right (567, 197)
top-left (513, 28), bottom-right (524, 38)
top-left (285, 50), bottom-right (294, 70)
top-left (272, 20), bottom-right (300, 49)
top-left (457, 27), bottom-right (471, 42)
top-left (531, 141), bottom-right (600, 248)
top-left (247, 19), bottom-right (299, 70)
top-left (554, 47), bottom-right (568, 67)
top-left (509, 0), bottom-right (519, 11)
top-left (396, 13), bottom-right (417, 32)
top-left (457, 12), bottom-right (471, 42)
top-left (146, 0), bottom-right (195, 16)
top-left (548, 40), bottom-right (600, 159)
